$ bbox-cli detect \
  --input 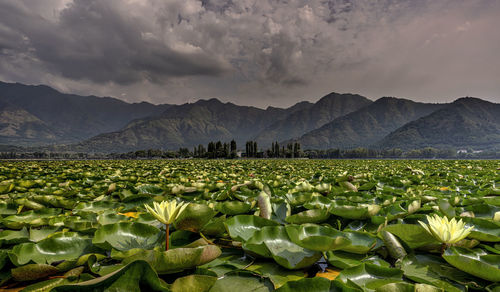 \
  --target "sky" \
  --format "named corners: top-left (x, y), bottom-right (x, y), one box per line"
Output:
top-left (0, 0), bottom-right (499, 108)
